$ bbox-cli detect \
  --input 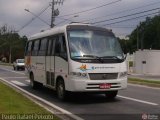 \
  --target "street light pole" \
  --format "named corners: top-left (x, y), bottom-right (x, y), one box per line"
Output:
top-left (24, 0), bottom-right (64, 29)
